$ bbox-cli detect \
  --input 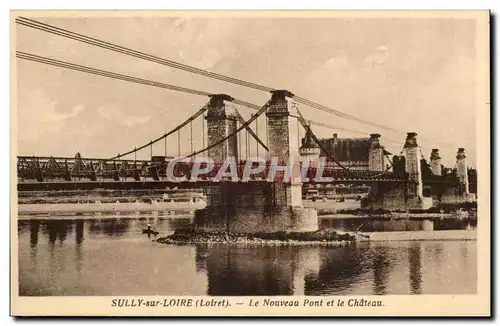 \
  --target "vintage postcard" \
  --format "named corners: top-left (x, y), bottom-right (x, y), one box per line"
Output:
top-left (10, 10), bottom-right (490, 317)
